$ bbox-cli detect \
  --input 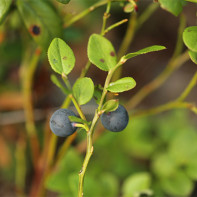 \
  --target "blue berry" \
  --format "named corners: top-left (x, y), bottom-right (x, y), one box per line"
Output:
top-left (50, 108), bottom-right (77, 137)
top-left (101, 105), bottom-right (129, 132)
